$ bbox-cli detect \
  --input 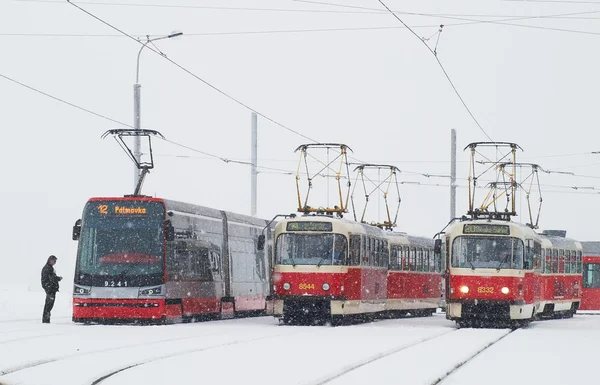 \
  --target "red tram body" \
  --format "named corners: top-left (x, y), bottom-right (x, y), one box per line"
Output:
top-left (444, 220), bottom-right (582, 327)
top-left (538, 231), bottom-right (582, 317)
top-left (72, 197), bottom-right (273, 323)
top-left (580, 242), bottom-right (600, 310)
top-left (270, 215), bottom-right (443, 325)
